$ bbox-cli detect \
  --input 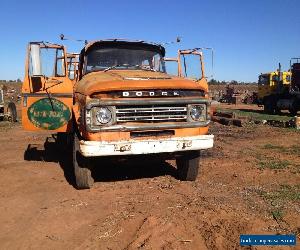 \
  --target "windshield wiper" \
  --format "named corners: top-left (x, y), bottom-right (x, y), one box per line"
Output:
top-left (103, 64), bottom-right (119, 72)
top-left (137, 66), bottom-right (157, 72)
top-left (103, 64), bottom-right (157, 72)
top-left (104, 64), bottom-right (138, 72)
